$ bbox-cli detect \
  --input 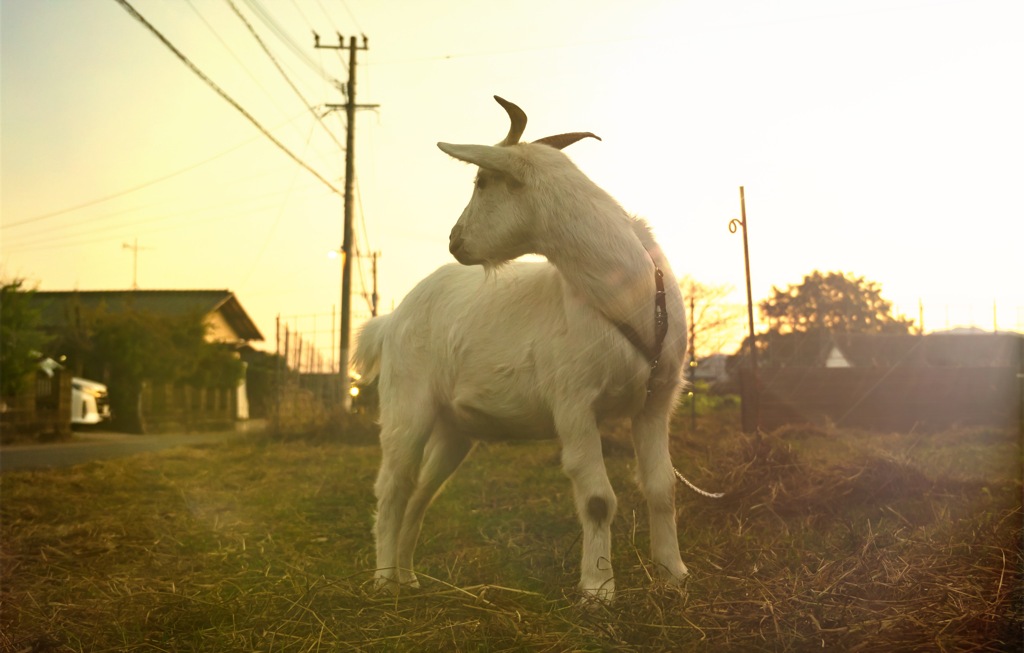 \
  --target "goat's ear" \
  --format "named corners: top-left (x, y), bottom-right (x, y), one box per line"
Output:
top-left (533, 132), bottom-right (602, 150)
top-left (438, 143), bottom-right (524, 183)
